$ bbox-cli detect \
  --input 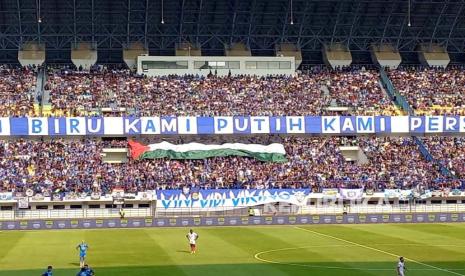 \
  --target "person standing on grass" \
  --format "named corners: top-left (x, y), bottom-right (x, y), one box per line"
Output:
top-left (76, 240), bottom-right (89, 268)
top-left (397, 256), bottom-right (406, 276)
top-left (186, 229), bottom-right (199, 254)
top-left (41, 265), bottom-right (53, 276)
